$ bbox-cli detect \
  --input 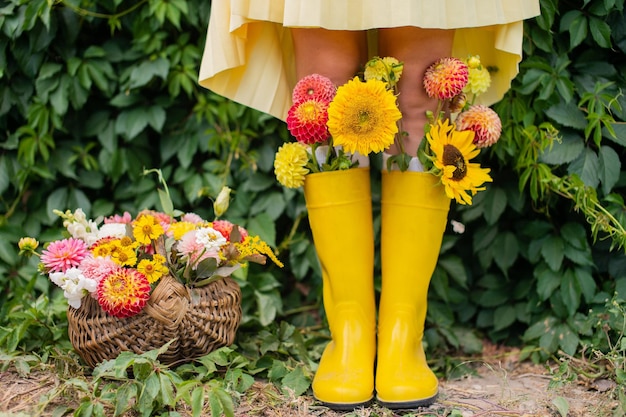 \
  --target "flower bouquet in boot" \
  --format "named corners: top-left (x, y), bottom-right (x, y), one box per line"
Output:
top-left (272, 60), bottom-right (402, 409)
top-left (376, 55), bottom-right (503, 409)
top-left (19, 170), bottom-right (282, 368)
